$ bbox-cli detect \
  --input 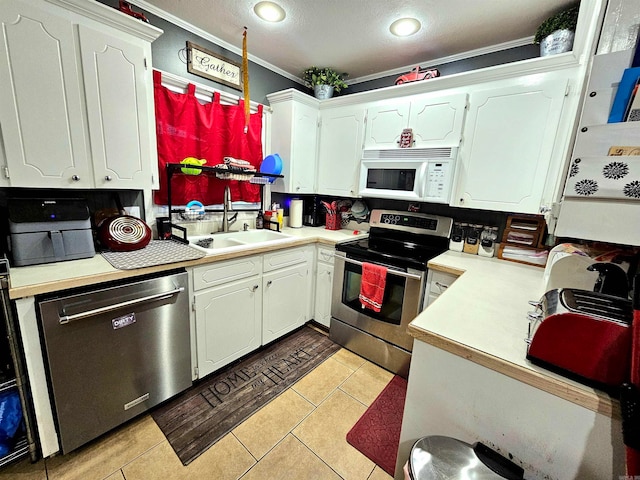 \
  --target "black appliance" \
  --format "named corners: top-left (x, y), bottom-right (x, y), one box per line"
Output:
top-left (302, 196), bottom-right (325, 227)
top-left (330, 209), bottom-right (452, 377)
